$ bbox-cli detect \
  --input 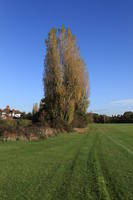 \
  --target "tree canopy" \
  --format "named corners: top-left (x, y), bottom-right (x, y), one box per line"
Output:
top-left (43, 26), bottom-right (89, 126)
